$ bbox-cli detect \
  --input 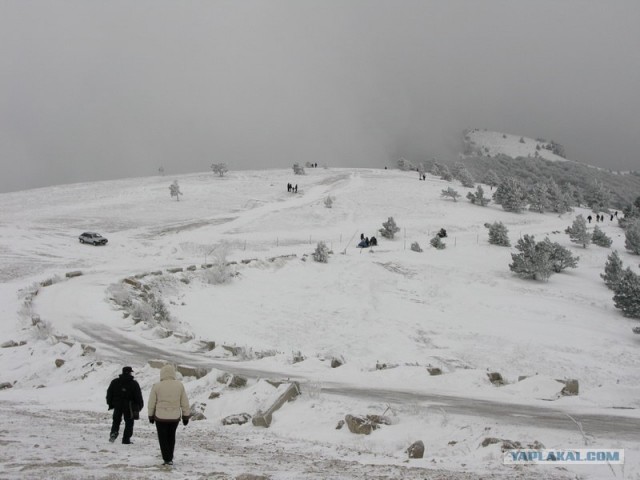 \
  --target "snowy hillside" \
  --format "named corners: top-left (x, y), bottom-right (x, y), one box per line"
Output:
top-left (463, 129), bottom-right (568, 162)
top-left (0, 168), bottom-right (638, 479)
